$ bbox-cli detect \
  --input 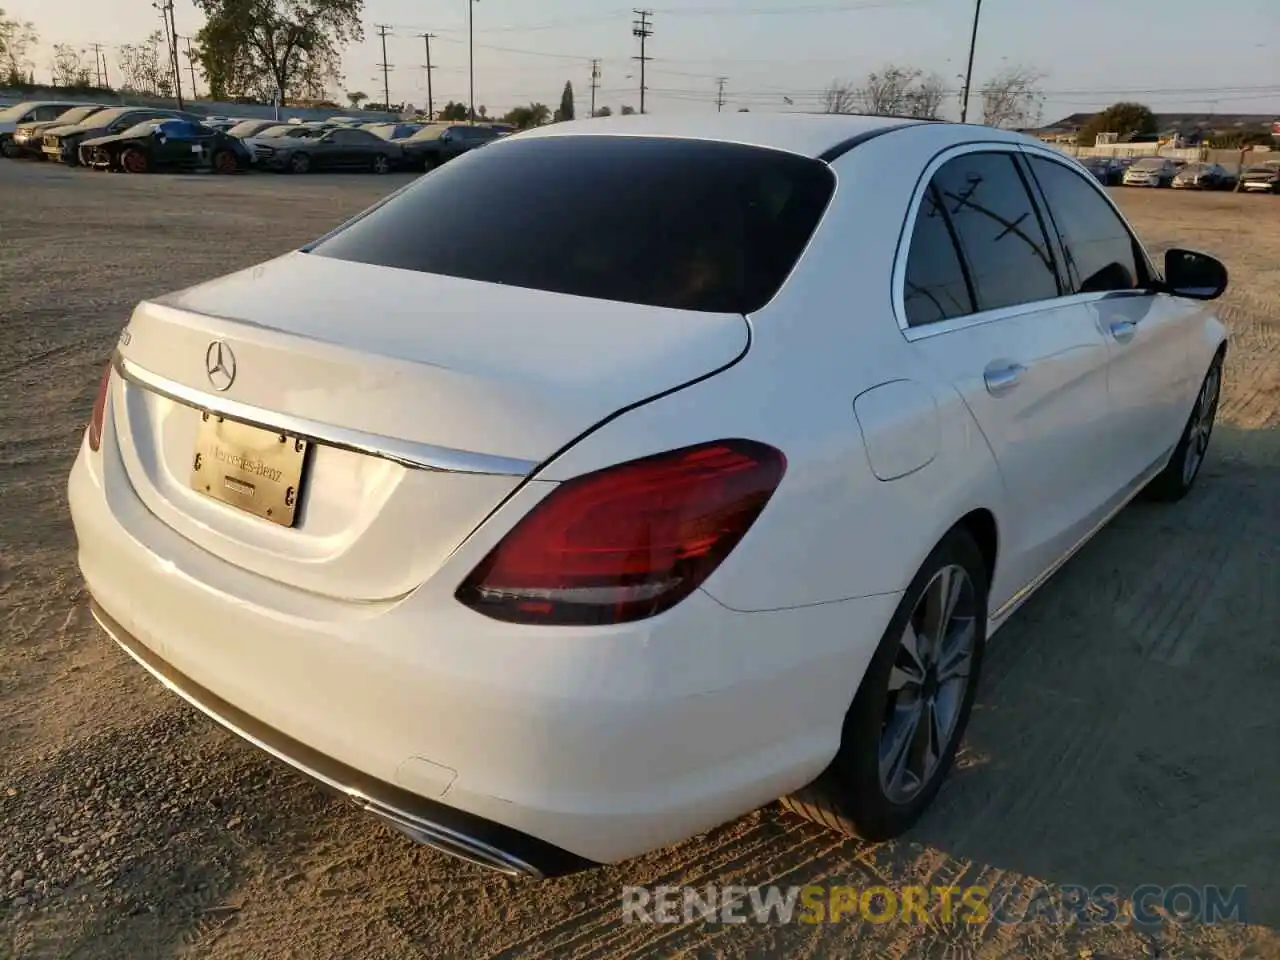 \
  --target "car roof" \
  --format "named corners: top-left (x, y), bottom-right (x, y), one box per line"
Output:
top-left (511, 113), bottom-right (982, 159)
